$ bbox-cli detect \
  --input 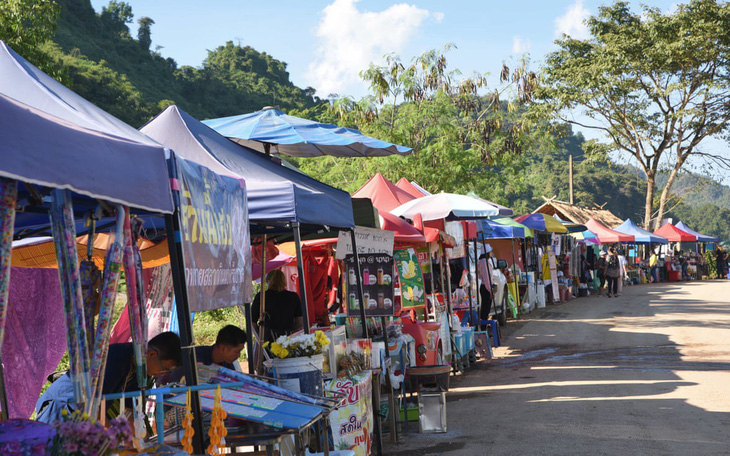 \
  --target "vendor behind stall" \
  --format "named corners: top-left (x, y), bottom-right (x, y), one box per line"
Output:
top-left (253, 269), bottom-right (303, 343)
top-left (165, 325), bottom-right (247, 384)
top-left (35, 331), bottom-right (182, 423)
